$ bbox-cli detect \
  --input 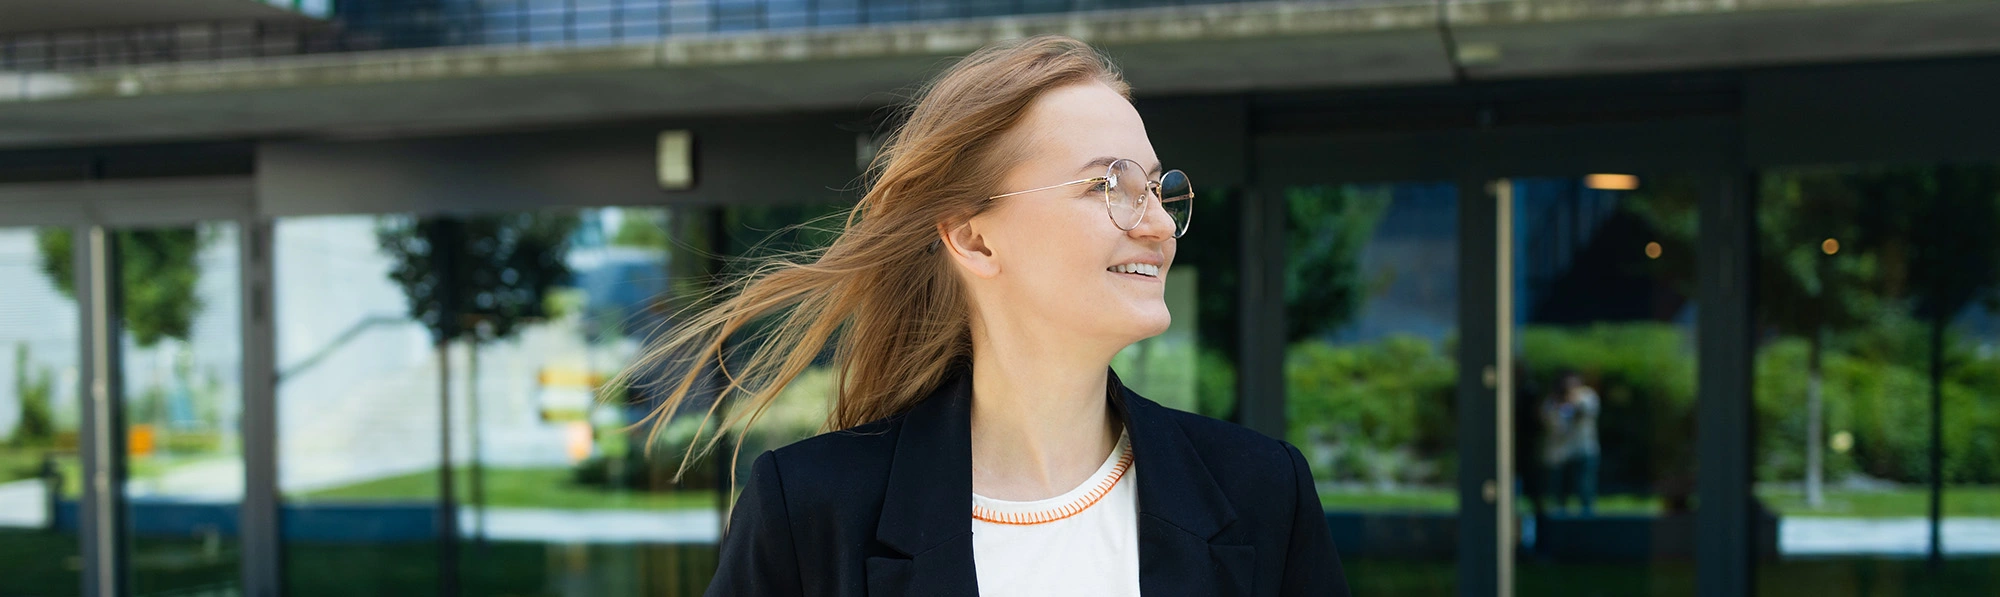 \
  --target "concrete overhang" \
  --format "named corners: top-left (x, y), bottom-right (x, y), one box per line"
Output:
top-left (1, 0), bottom-right (1996, 148)
top-left (0, 0), bottom-right (321, 34)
